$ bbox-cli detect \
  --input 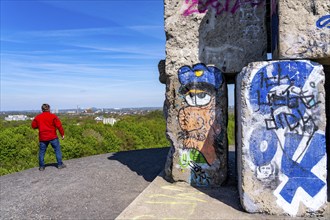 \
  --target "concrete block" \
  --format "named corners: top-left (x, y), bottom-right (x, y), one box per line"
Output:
top-left (164, 0), bottom-right (267, 76)
top-left (271, 0), bottom-right (330, 65)
top-left (164, 63), bottom-right (228, 187)
top-left (236, 60), bottom-right (327, 216)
